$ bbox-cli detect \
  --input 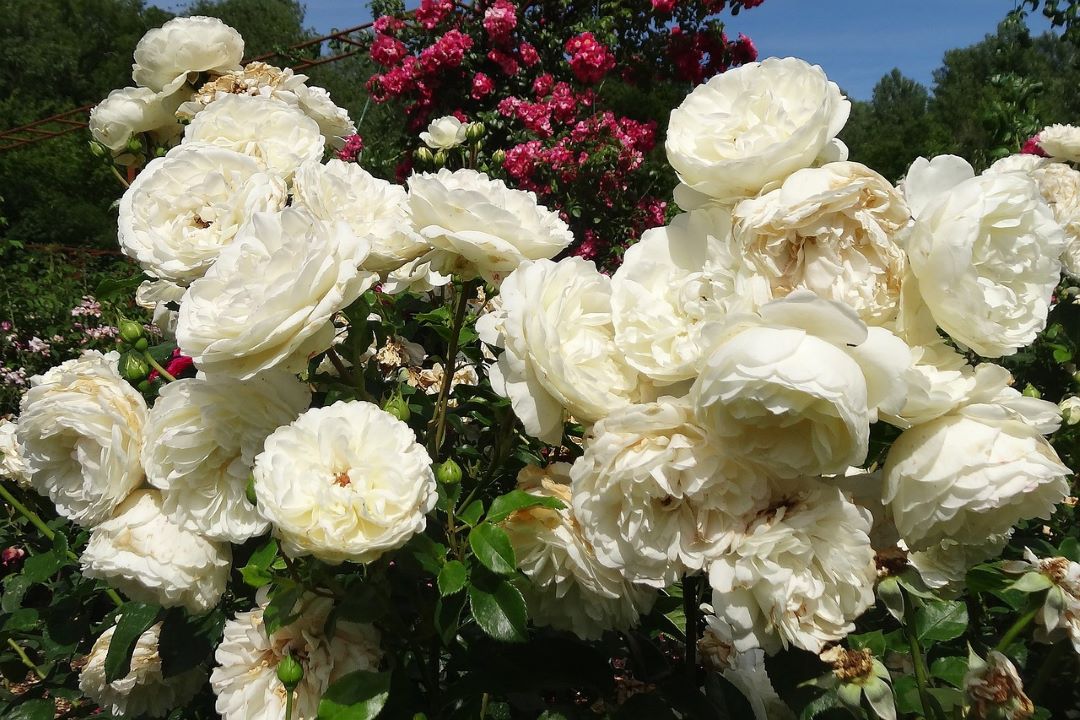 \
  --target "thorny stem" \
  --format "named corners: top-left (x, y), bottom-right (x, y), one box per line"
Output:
top-left (427, 280), bottom-right (476, 459)
top-left (0, 481), bottom-right (124, 608)
top-left (995, 603), bottom-right (1041, 654)
top-left (108, 165), bottom-right (130, 189)
top-left (6, 638), bottom-right (44, 680)
top-left (326, 347), bottom-right (371, 401)
top-left (903, 599), bottom-right (942, 720)
top-left (284, 687), bottom-right (295, 720)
